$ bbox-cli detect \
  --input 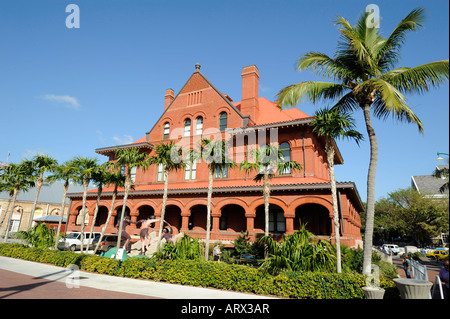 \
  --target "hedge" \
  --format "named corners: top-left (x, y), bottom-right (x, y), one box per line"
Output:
top-left (0, 243), bottom-right (399, 299)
